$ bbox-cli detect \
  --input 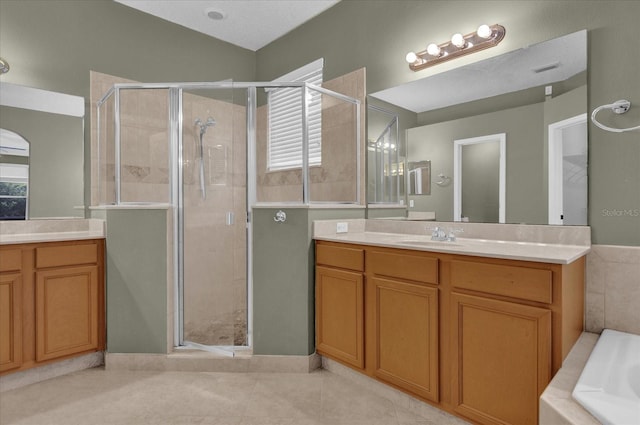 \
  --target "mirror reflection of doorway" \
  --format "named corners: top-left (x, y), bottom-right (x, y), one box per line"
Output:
top-left (548, 113), bottom-right (588, 225)
top-left (453, 133), bottom-right (506, 223)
